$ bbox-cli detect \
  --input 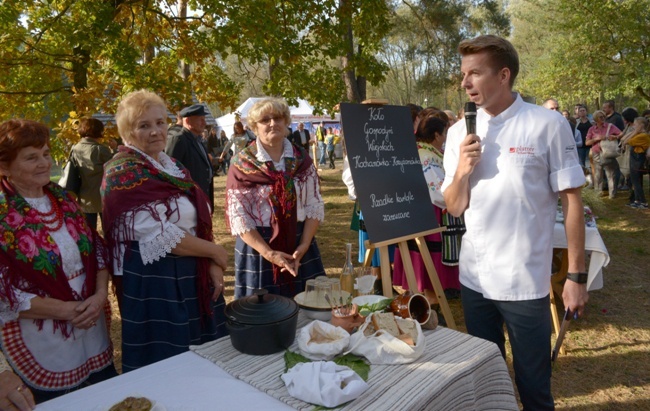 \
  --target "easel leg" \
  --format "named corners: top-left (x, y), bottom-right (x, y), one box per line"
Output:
top-left (379, 246), bottom-right (393, 298)
top-left (415, 236), bottom-right (457, 330)
top-left (550, 249), bottom-right (569, 355)
top-left (549, 283), bottom-right (563, 355)
top-left (397, 242), bottom-right (419, 292)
